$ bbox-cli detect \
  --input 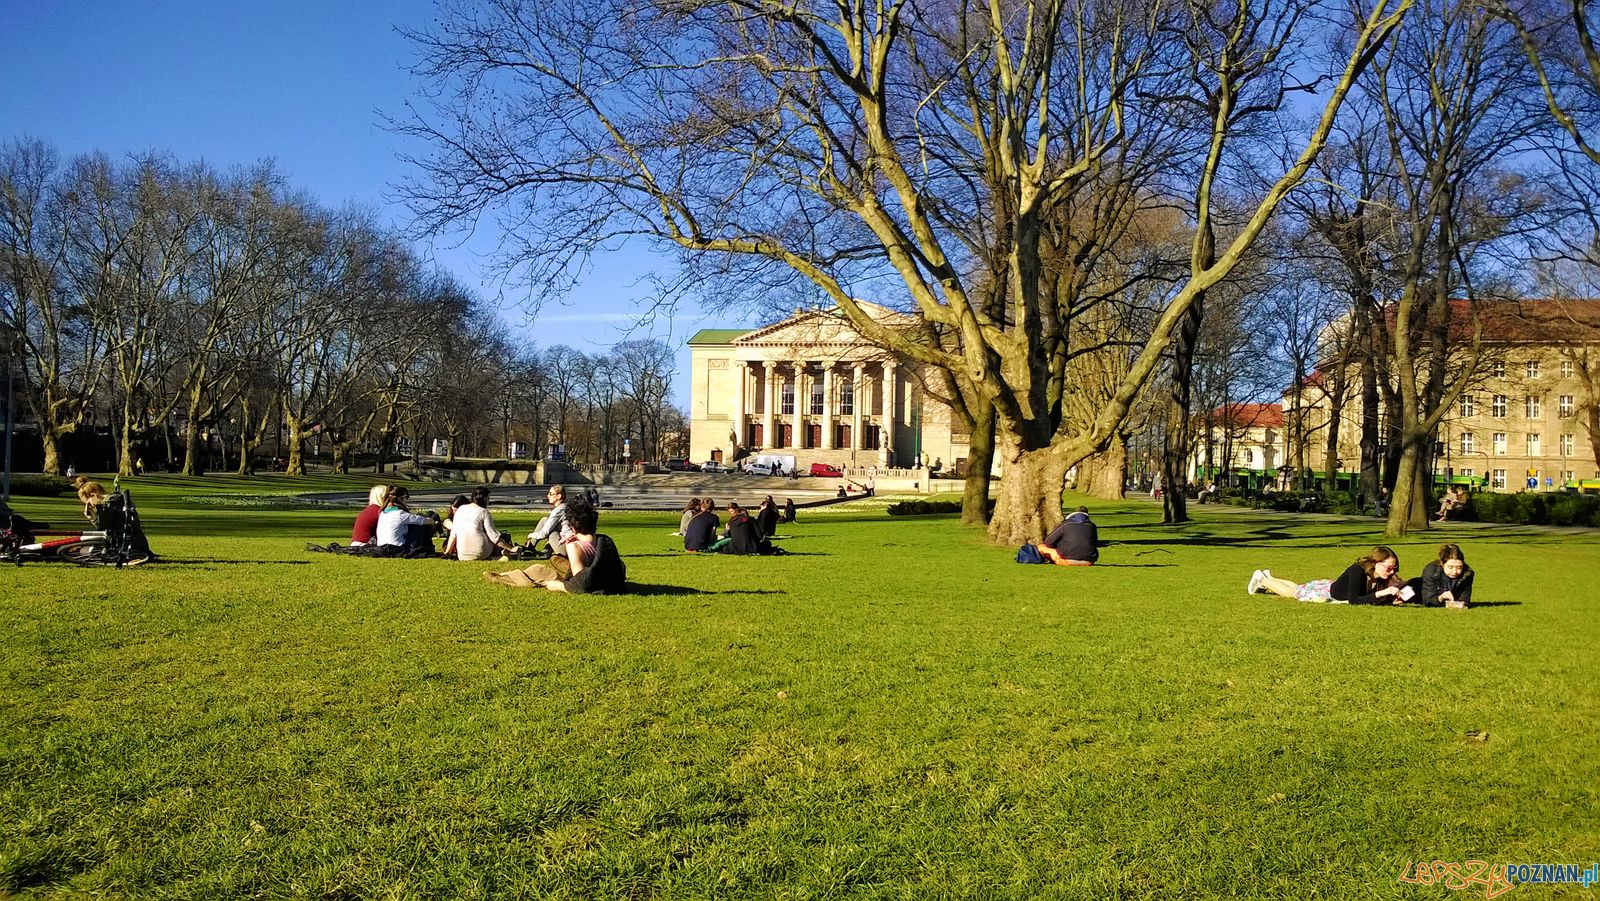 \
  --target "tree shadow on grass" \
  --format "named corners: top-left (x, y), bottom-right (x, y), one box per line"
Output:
top-left (1464, 601), bottom-right (1522, 608)
top-left (626, 584), bottom-right (786, 597)
top-left (157, 558), bottom-right (312, 566)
